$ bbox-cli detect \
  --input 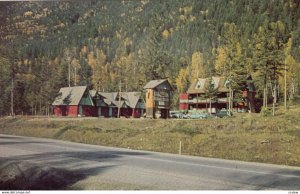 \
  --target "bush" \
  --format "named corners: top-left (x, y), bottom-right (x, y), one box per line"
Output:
top-left (260, 107), bottom-right (271, 116)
